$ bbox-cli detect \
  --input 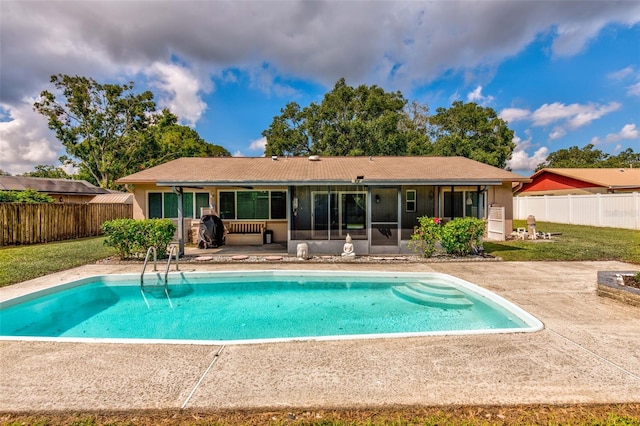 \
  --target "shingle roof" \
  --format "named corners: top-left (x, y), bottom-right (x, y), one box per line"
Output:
top-left (533, 168), bottom-right (640, 189)
top-left (117, 156), bottom-right (529, 186)
top-left (0, 176), bottom-right (111, 195)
